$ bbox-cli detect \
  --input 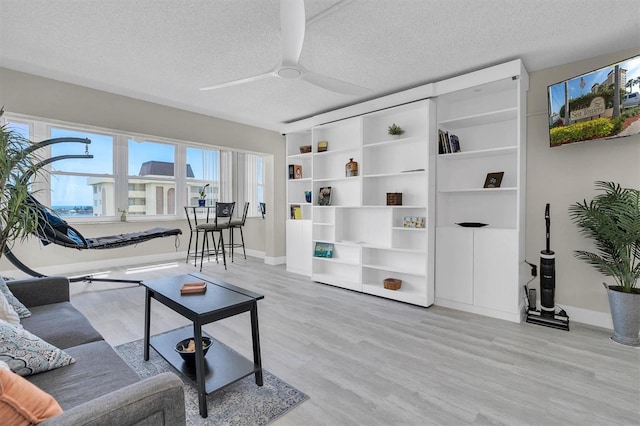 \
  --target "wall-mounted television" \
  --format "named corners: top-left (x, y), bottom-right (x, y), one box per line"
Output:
top-left (547, 54), bottom-right (640, 147)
